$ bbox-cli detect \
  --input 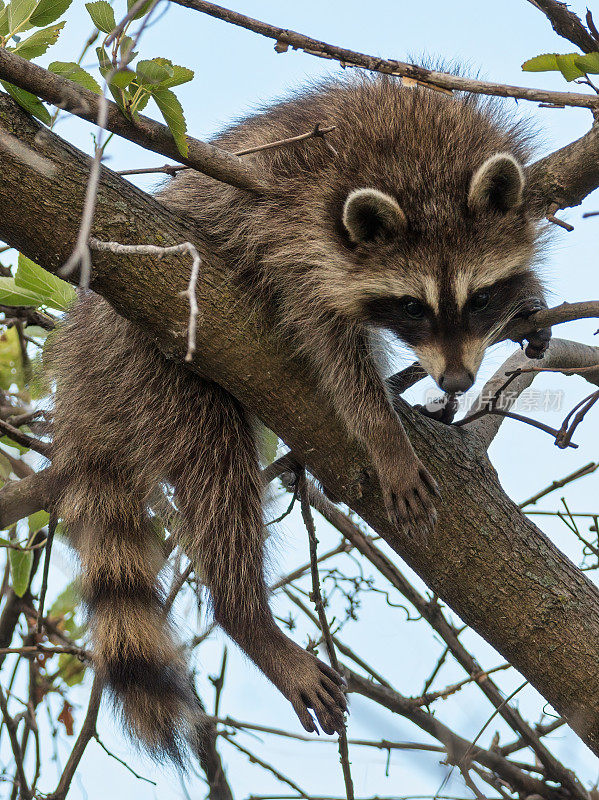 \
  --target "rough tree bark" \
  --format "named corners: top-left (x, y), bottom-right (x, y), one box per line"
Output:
top-left (1, 93), bottom-right (599, 756)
